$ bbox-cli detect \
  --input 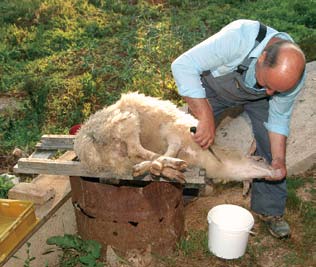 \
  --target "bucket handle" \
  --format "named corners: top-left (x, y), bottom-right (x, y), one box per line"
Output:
top-left (214, 226), bottom-right (257, 235)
